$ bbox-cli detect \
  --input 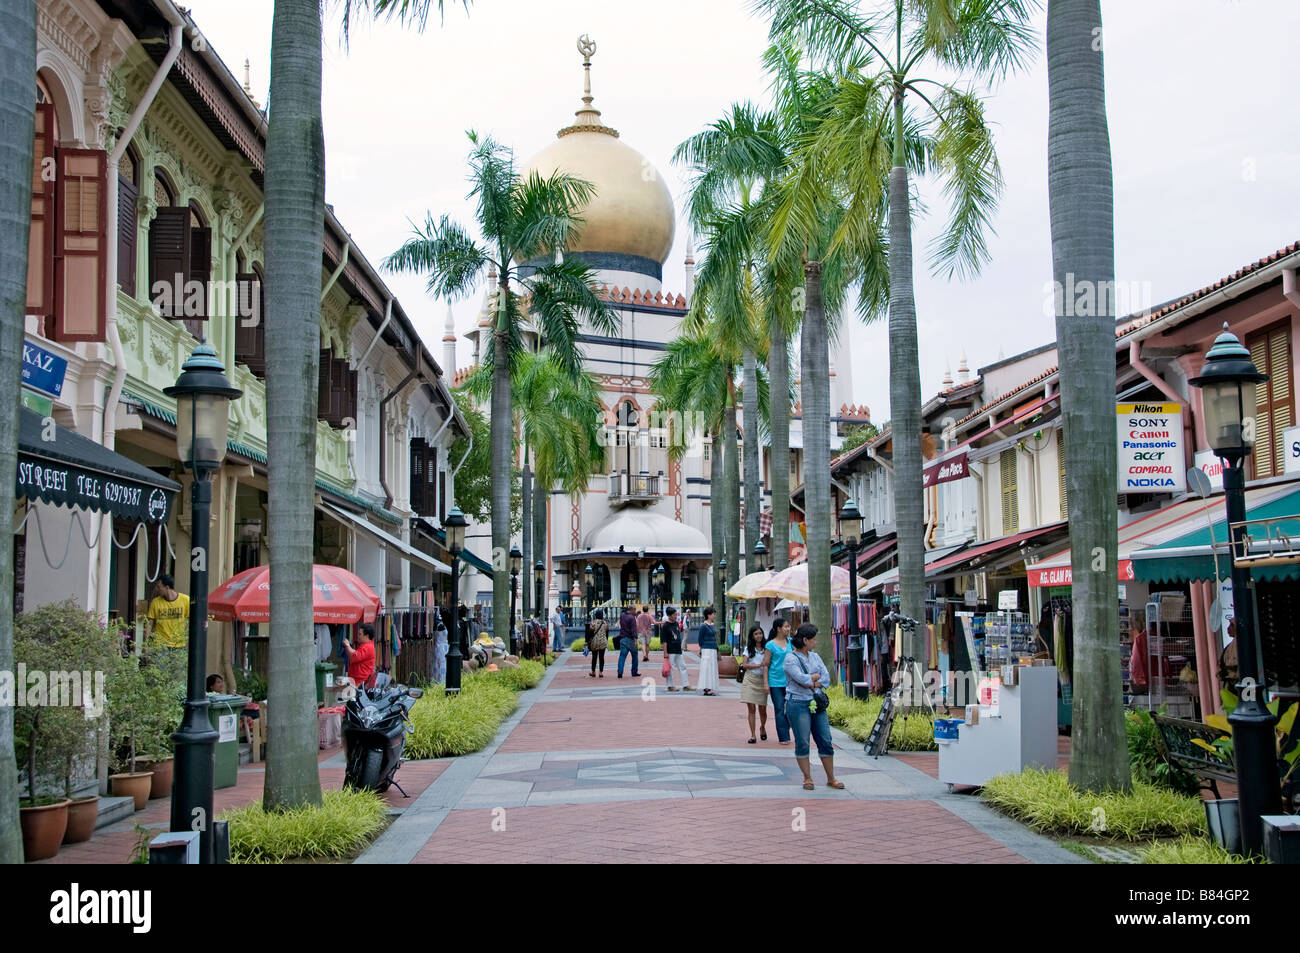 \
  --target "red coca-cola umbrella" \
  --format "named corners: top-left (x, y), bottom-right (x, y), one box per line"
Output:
top-left (209, 564), bottom-right (381, 624)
